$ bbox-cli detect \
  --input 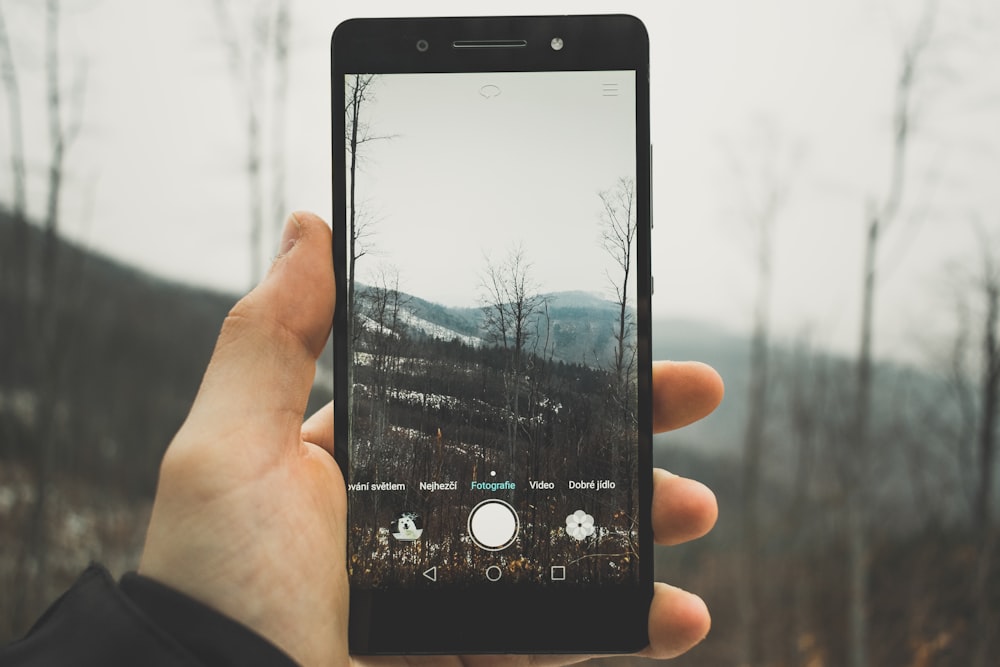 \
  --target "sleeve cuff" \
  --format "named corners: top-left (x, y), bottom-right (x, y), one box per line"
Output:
top-left (2, 564), bottom-right (298, 667)
top-left (119, 569), bottom-right (300, 667)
